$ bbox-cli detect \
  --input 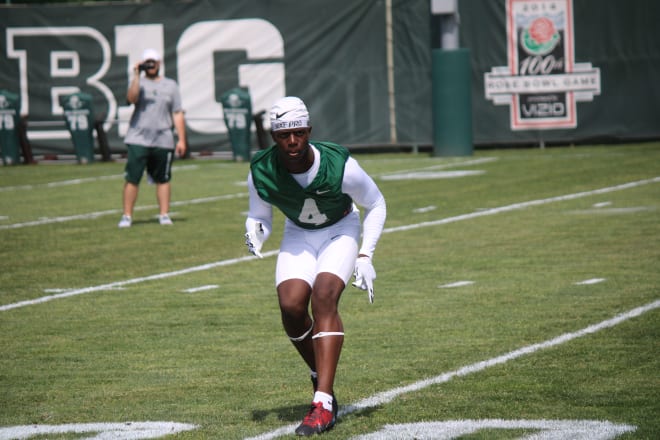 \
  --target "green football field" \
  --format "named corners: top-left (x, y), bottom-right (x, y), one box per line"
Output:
top-left (0, 142), bottom-right (658, 439)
